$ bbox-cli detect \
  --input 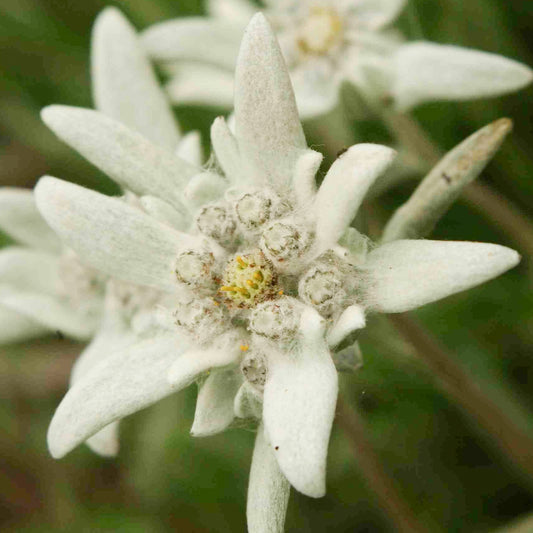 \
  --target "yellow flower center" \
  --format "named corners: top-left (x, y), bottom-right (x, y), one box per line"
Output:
top-left (220, 251), bottom-right (278, 308)
top-left (297, 5), bottom-right (343, 55)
